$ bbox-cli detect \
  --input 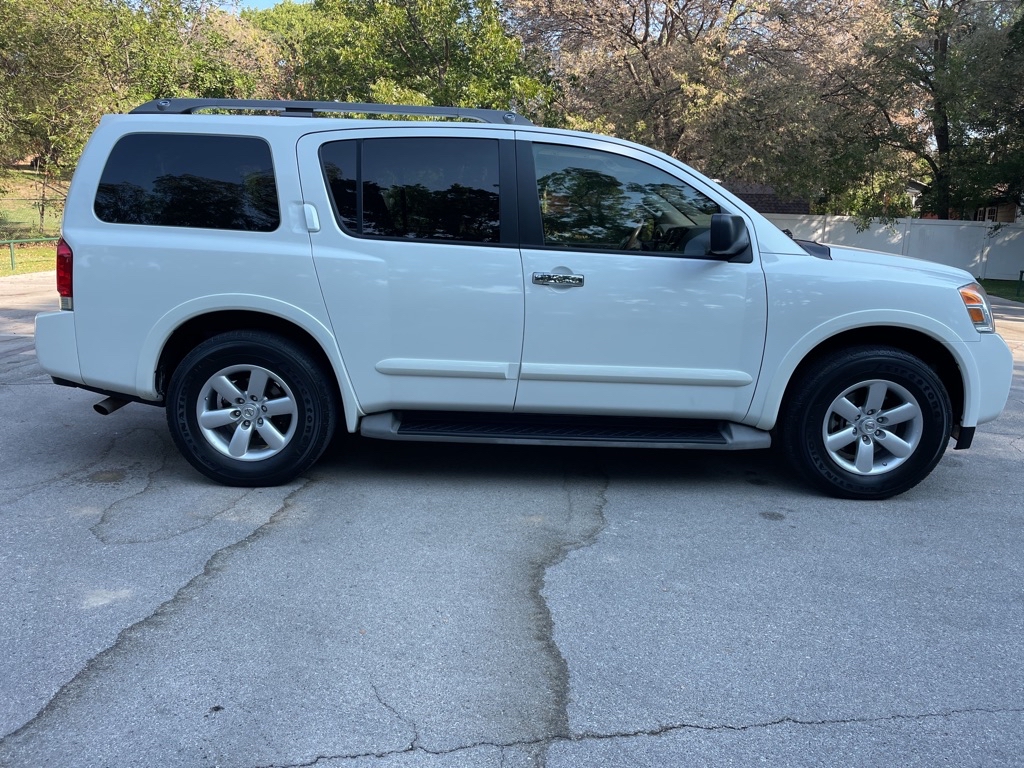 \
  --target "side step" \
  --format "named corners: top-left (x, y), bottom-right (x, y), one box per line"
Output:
top-left (359, 411), bottom-right (771, 450)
